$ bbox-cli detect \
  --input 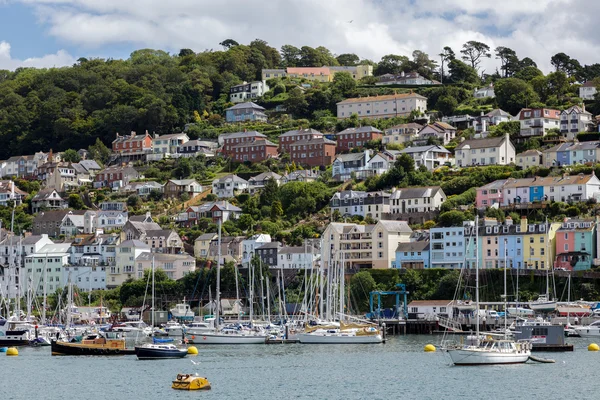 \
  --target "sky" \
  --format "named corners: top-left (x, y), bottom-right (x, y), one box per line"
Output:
top-left (0, 0), bottom-right (598, 74)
